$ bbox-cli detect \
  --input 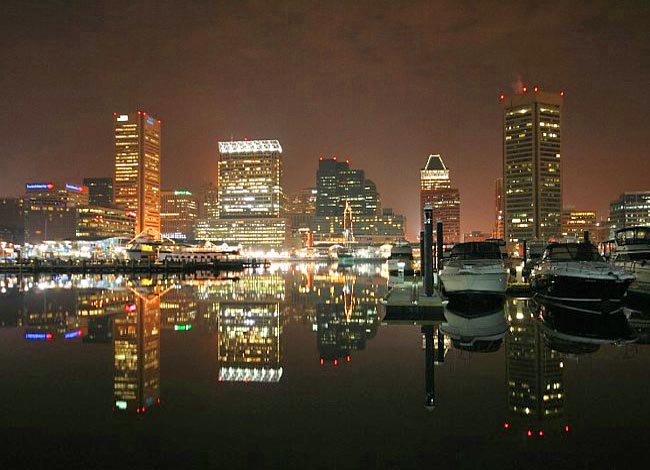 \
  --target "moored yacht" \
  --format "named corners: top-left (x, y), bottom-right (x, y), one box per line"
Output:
top-left (530, 242), bottom-right (635, 314)
top-left (611, 226), bottom-right (650, 295)
top-left (438, 242), bottom-right (508, 298)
